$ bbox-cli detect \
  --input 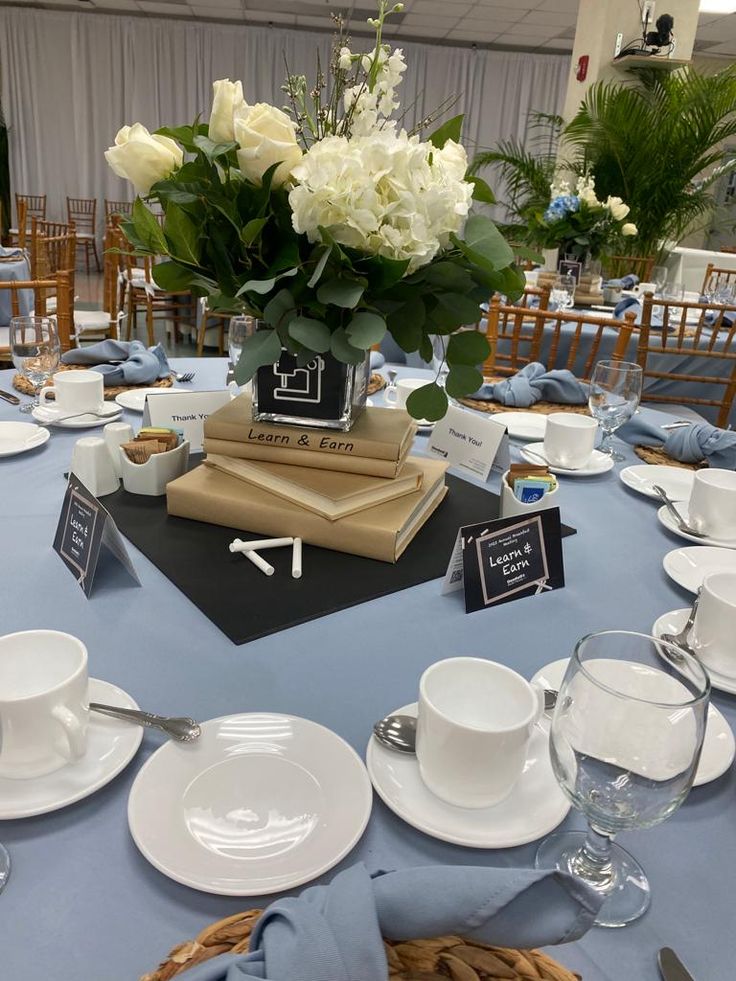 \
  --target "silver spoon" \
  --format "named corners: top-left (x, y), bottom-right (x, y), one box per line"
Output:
top-left (89, 702), bottom-right (201, 742)
top-left (660, 588), bottom-right (702, 658)
top-left (652, 484), bottom-right (708, 539)
top-left (373, 691), bottom-right (559, 756)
